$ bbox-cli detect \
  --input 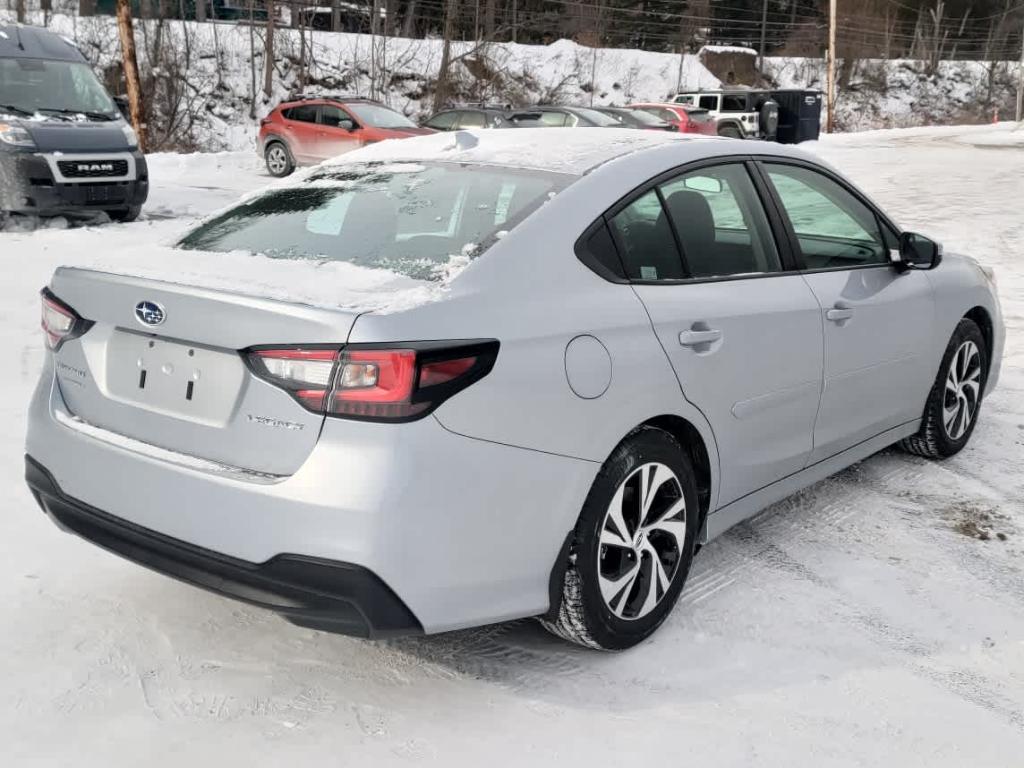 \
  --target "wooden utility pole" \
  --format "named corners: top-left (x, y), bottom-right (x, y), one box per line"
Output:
top-left (115, 0), bottom-right (147, 151)
top-left (757, 0), bottom-right (768, 74)
top-left (826, 0), bottom-right (837, 133)
top-left (1016, 17), bottom-right (1023, 122)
